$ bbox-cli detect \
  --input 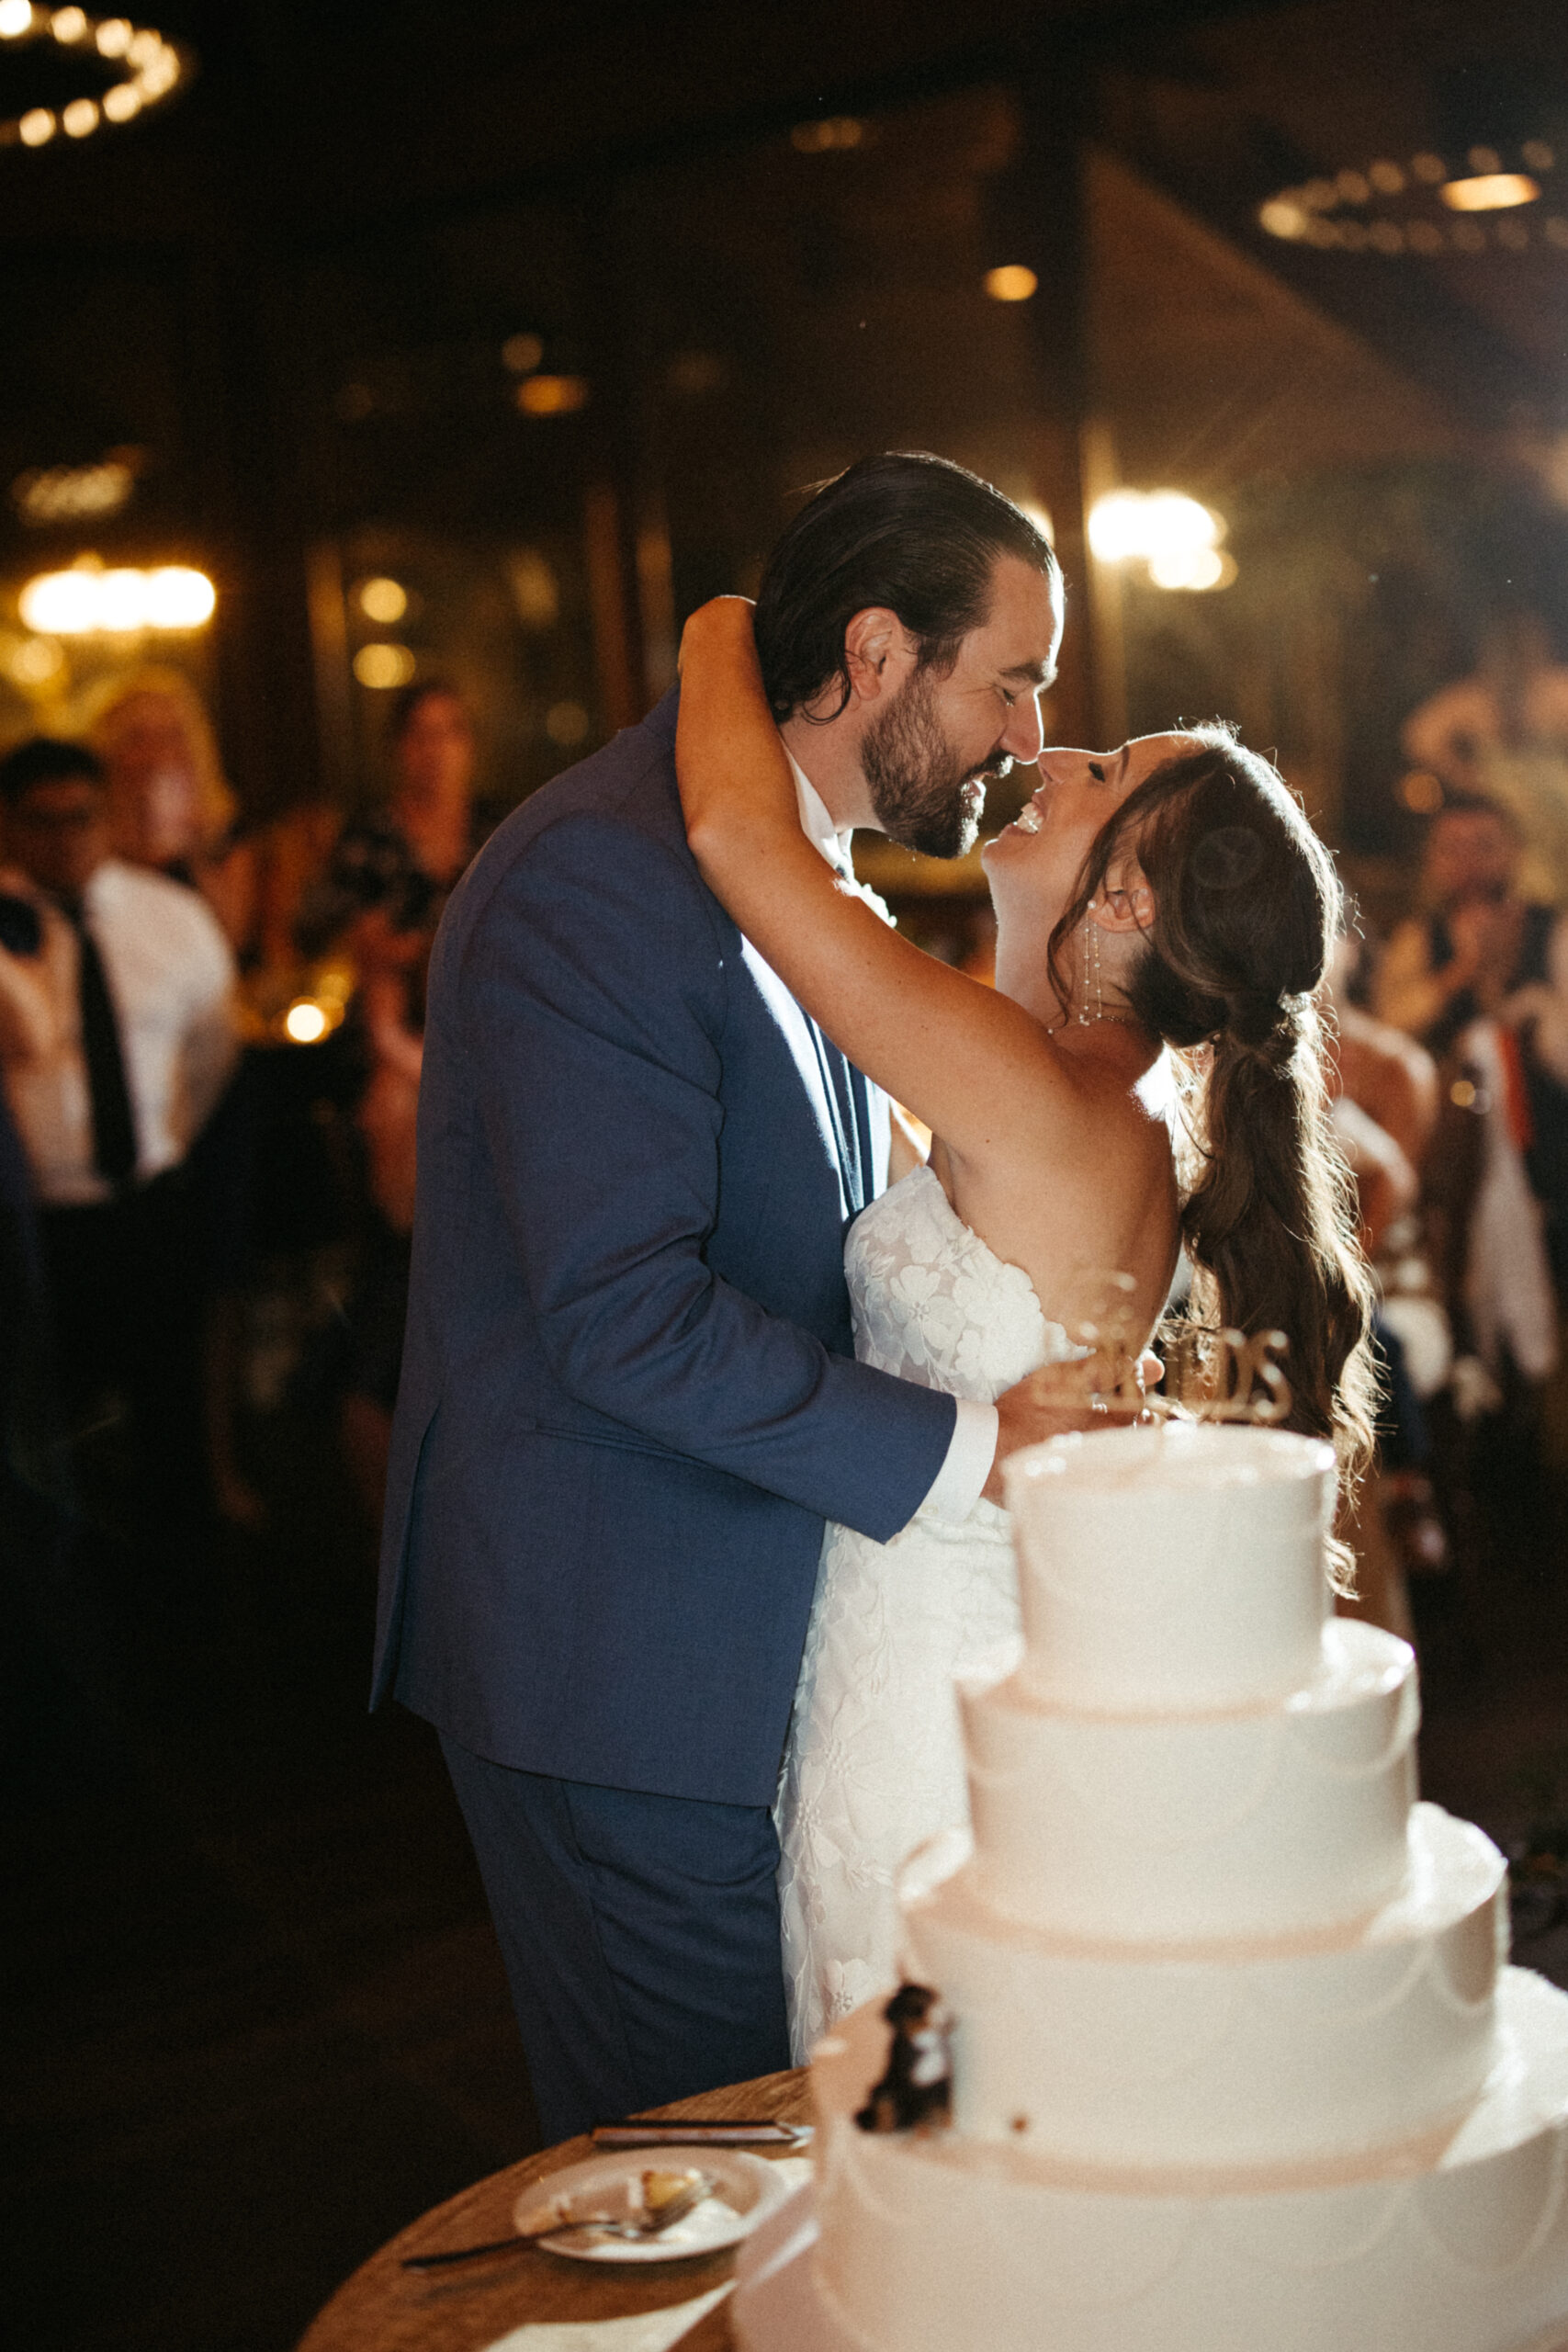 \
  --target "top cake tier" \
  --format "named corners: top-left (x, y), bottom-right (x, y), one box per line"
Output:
top-left (1003, 1423), bottom-right (1337, 1713)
